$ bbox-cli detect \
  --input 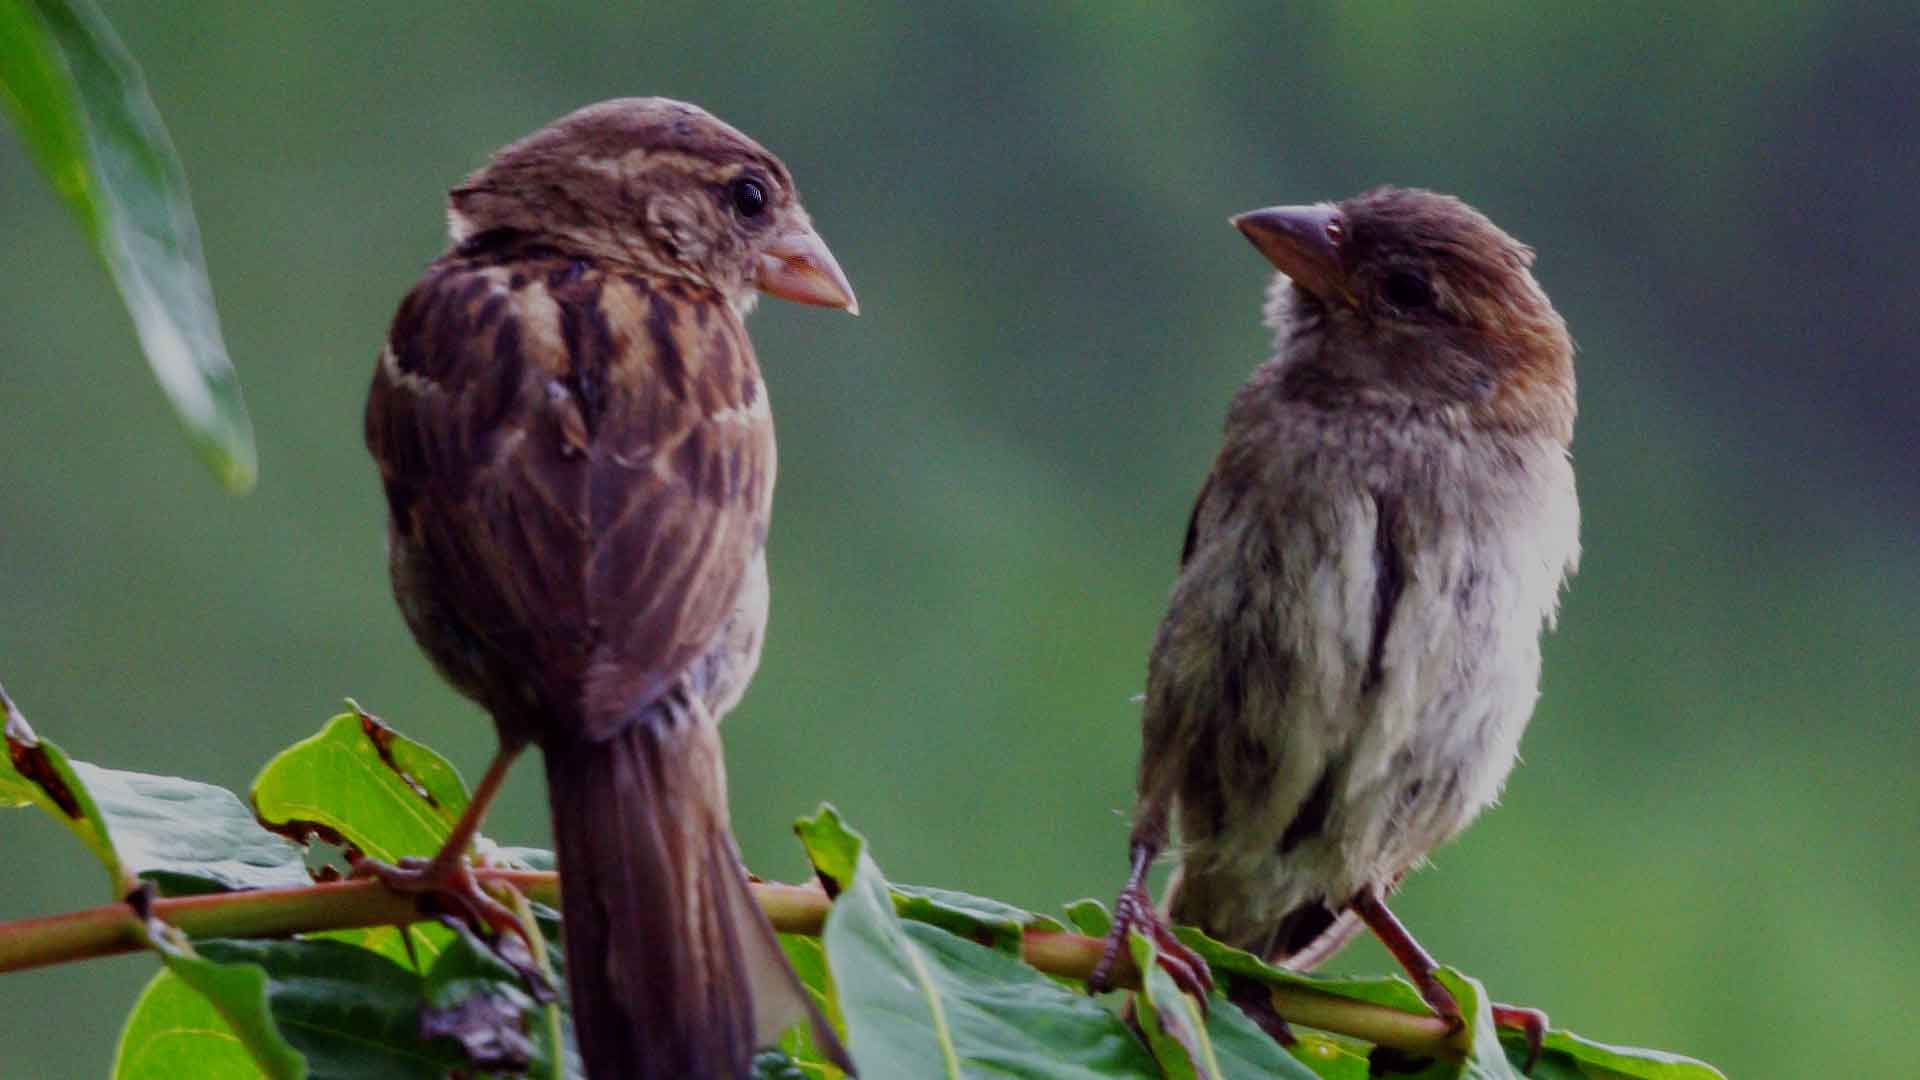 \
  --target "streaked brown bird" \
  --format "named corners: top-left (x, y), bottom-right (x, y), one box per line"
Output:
top-left (363, 98), bottom-right (858, 1079)
top-left (1089, 187), bottom-right (1578, 1066)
